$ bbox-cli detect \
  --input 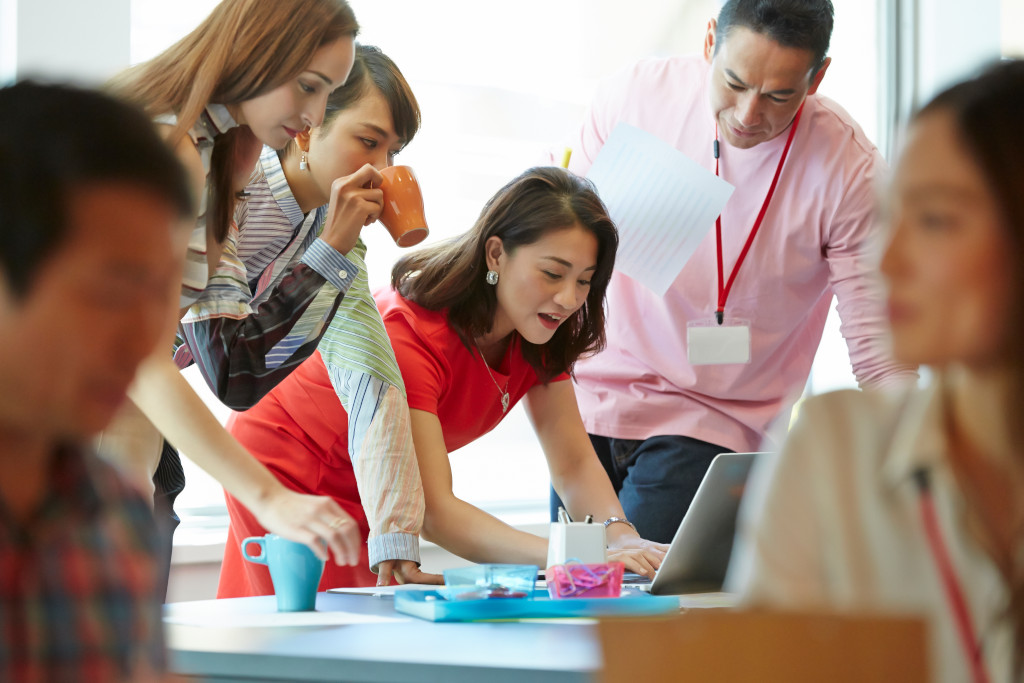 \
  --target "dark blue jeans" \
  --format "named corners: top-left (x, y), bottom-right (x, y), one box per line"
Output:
top-left (550, 434), bottom-right (731, 544)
